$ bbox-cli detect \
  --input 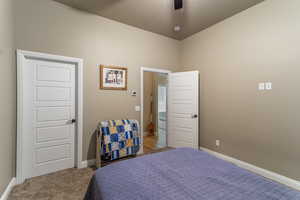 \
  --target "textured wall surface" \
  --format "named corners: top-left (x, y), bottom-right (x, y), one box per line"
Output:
top-left (0, 0), bottom-right (15, 195)
top-left (181, 0), bottom-right (300, 180)
top-left (15, 0), bottom-right (180, 160)
top-left (2, 0), bottom-right (300, 194)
